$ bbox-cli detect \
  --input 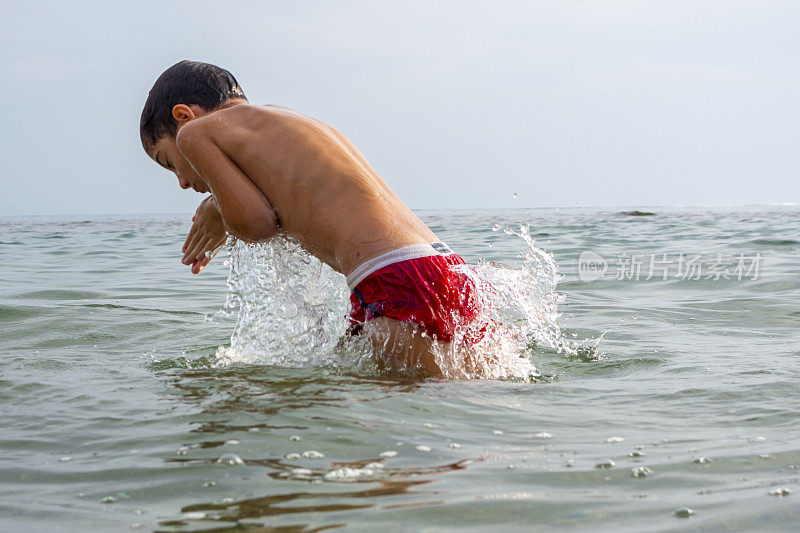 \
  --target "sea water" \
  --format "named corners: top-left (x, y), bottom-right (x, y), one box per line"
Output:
top-left (1, 207), bottom-right (799, 531)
